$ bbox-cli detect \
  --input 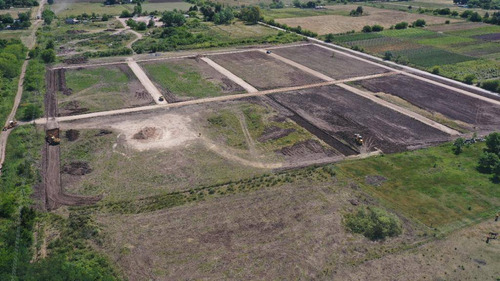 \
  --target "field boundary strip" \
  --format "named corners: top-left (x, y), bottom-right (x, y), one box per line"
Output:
top-left (200, 57), bottom-right (258, 93)
top-left (33, 72), bottom-right (399, 124)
